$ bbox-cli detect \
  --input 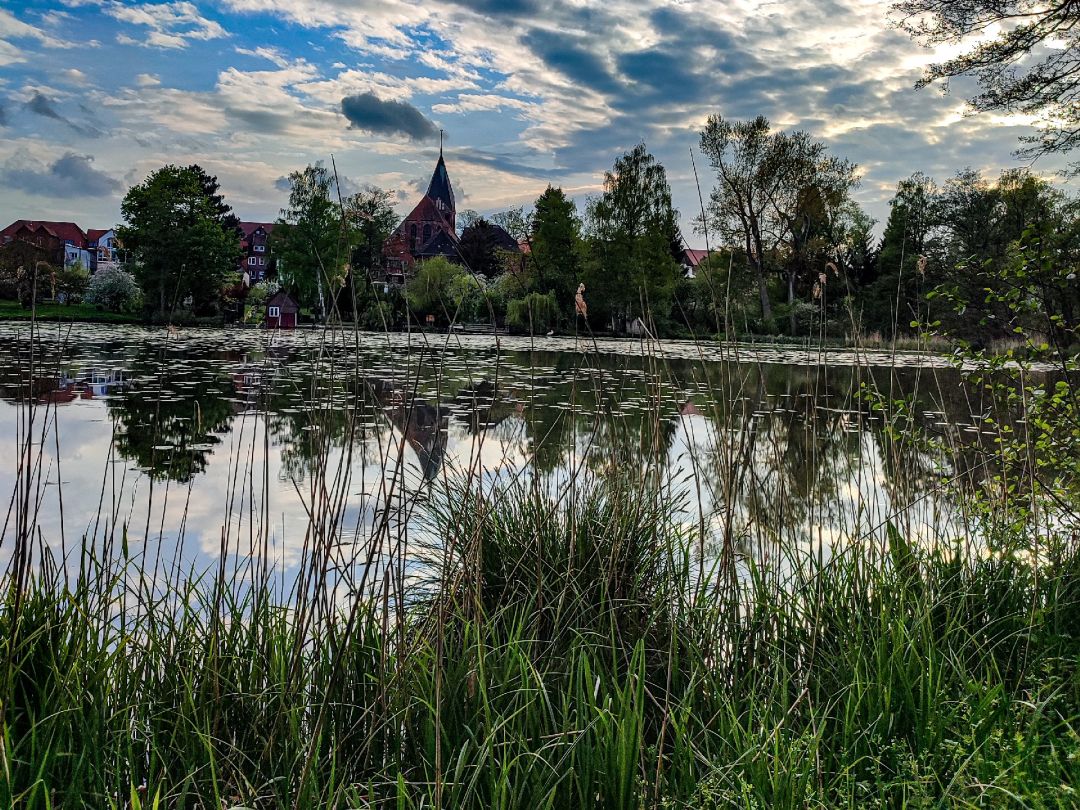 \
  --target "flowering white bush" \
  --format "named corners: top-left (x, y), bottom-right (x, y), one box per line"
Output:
top-left (85, 267), bottom-right (143, 313)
